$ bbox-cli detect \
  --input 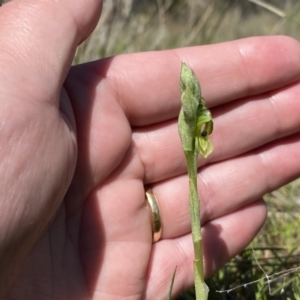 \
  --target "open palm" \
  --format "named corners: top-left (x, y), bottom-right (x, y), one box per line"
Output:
top-left (1, 1), bottom-right (300, 300)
